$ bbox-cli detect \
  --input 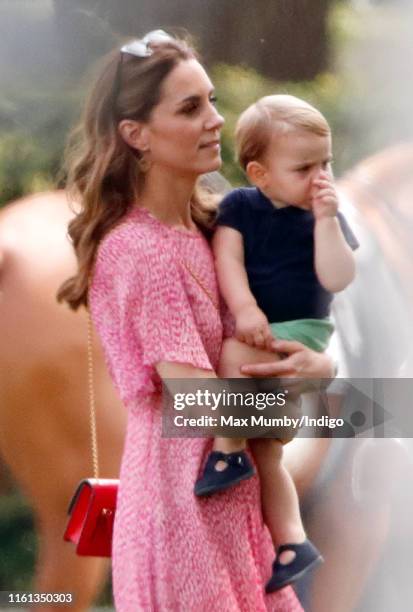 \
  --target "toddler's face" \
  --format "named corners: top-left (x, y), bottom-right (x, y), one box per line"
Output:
top-left (260, 129), bottom-right (333, 209)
